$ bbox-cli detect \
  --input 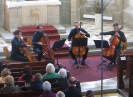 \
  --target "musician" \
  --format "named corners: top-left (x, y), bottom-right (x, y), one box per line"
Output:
top-left (68, 22), bottom-right (90, 65)
top-left (10, 30), bottom-right (28, 62)
top-left (32, 24), bottom-right (46, 61)
top-left (96, 23), bottom-right (126, 68)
